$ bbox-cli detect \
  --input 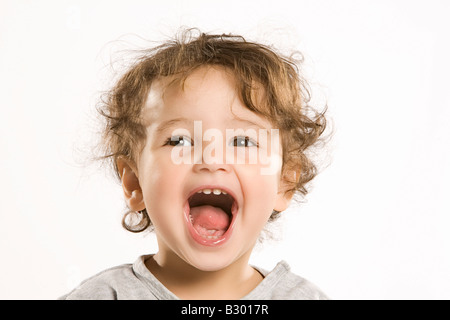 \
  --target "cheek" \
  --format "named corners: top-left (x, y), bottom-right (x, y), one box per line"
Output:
top-left (139, 154), bottom-right (186, 228)
top-left (237, 146), bottom-right (283, 234)
top-left (238, 166), bottom-right (280, 225)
